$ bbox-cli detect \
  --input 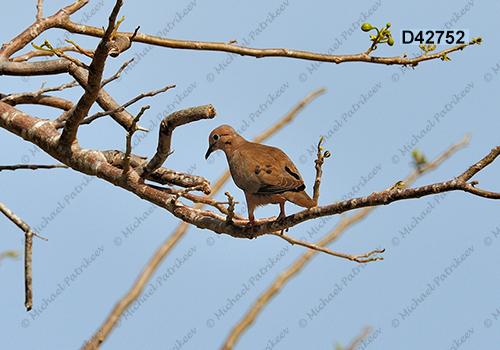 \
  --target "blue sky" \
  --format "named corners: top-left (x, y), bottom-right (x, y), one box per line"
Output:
top-left (1, 0), bottom-right (499, 349)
